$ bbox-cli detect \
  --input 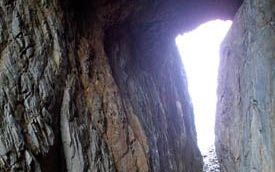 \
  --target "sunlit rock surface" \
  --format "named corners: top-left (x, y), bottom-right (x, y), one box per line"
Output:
top-left (216, 0), bottom-right (275, 171)
top-left (0, 0), bottom-right (242, 171)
